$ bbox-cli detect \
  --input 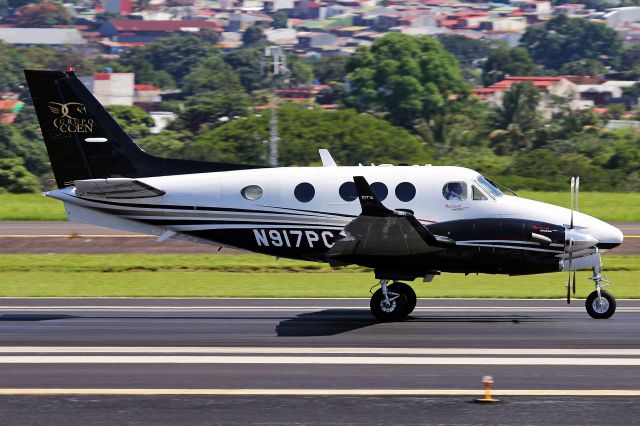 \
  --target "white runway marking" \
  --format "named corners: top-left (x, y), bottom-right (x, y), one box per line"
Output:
top-left (0, 355), bottom-right (640, 365)
top-left (0, 388), bottom-right (639, 396)
top-left (1, 347), bottom-right (640, 356)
